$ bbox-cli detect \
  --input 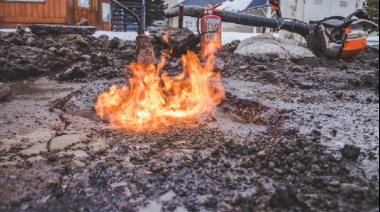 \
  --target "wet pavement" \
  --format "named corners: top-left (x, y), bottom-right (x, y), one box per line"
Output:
top-left (0, 72), bottom-right (378, 211)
